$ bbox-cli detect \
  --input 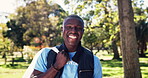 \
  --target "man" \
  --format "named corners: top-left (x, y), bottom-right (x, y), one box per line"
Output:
top-left (30, 15), bottom-right (102, 78)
